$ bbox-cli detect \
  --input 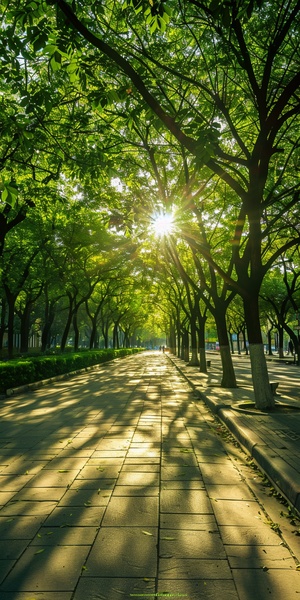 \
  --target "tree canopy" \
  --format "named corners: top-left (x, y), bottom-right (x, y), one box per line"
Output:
top-left (0, 0), bottom-right (299, 408)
